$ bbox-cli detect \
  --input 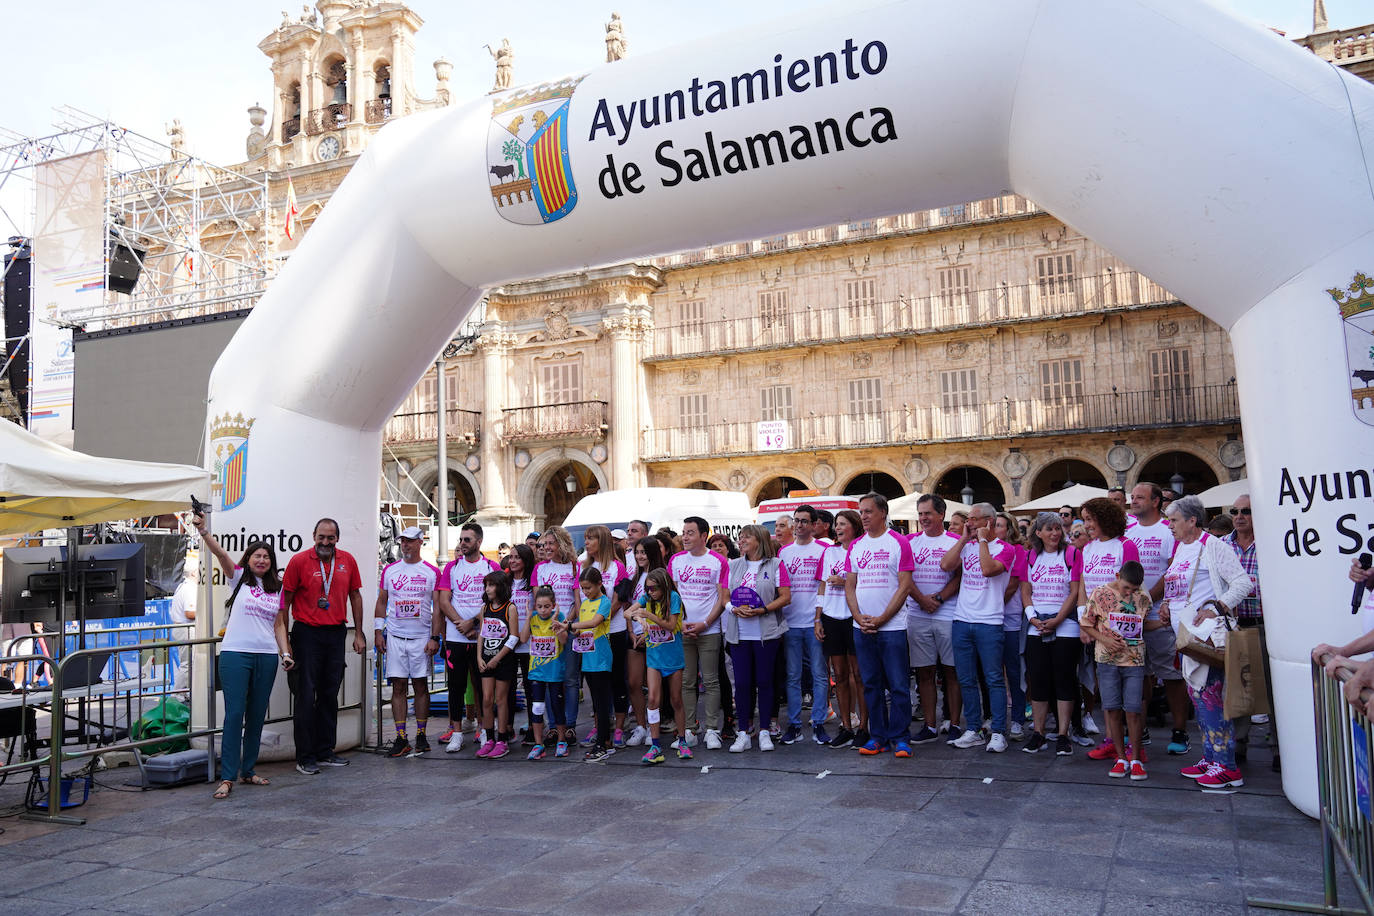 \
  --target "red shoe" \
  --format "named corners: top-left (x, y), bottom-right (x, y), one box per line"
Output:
top-left (1108, 758), bottom-right (1129, 778)
top-left (1126, 742), bottom-right (1149, 763)
top-left (437, 727), bottom-right (455, 743)
top-left (1087, 740), bottom-right (1117, 760)
top-left (1197, 764), bottom-right (1244, 792)
top-left (1128, 760), bottom-right (1148, 781)
top-left (1179, 759), bottom-right (1212, 779)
